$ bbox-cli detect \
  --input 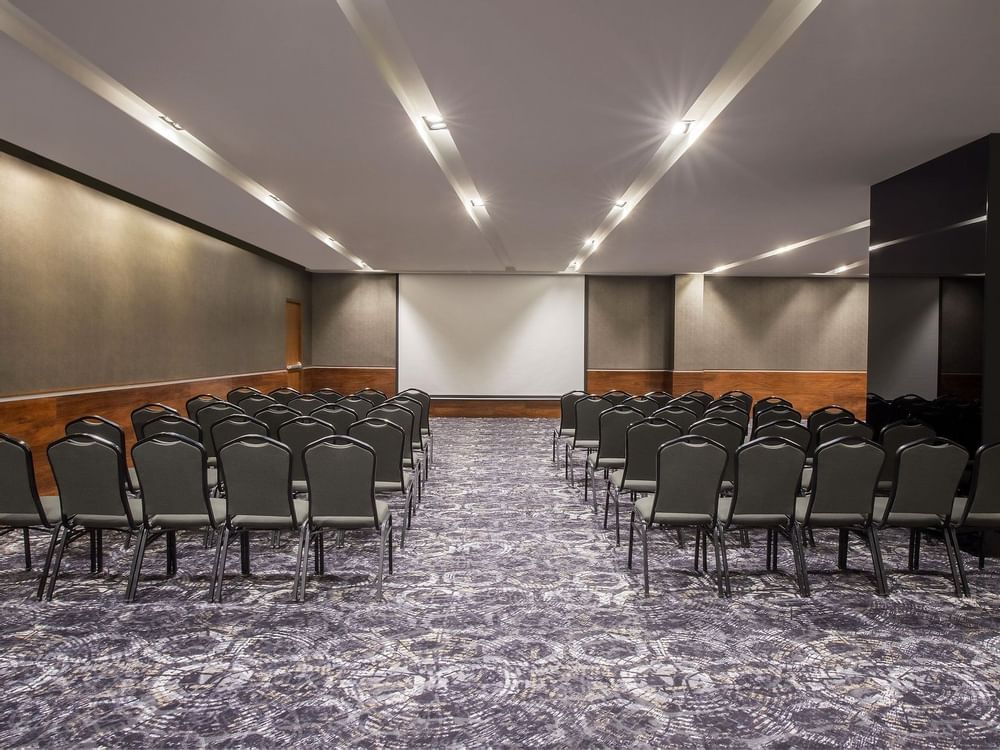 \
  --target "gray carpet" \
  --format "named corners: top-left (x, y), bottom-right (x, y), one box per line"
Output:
top-left (2, 418), bottom-right (1000, 748)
